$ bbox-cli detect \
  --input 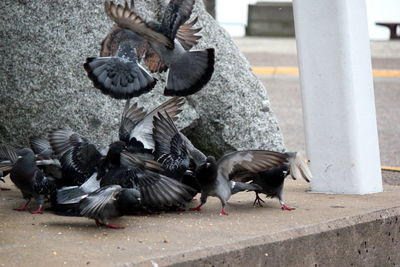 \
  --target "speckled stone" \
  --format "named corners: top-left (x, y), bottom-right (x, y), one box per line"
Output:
top-left (0, 0), bottom-right (285, 155)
